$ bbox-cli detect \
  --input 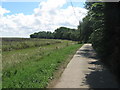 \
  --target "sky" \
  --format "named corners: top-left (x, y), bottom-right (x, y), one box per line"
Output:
top-left (0, 0), bottom-right (88, 38)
